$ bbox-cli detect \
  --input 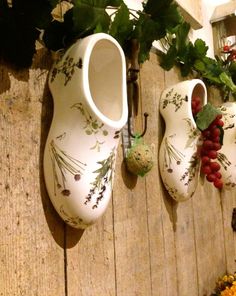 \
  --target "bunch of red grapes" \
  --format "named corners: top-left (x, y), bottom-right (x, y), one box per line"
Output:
top-left (192, 96), bottom-right (224, 189)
